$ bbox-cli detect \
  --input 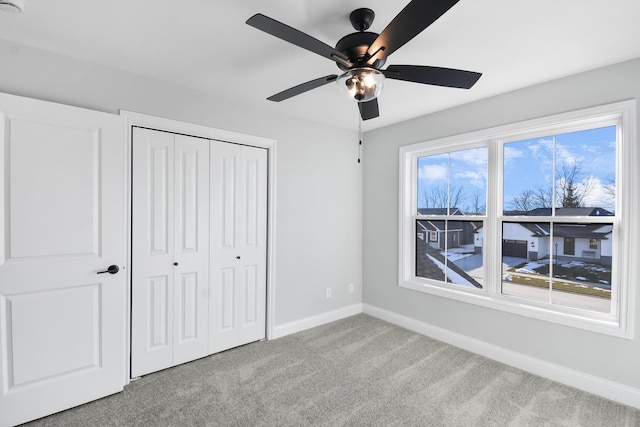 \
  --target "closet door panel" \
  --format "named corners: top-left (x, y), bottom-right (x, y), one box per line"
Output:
top-left (131, 128), bottom-right (175, 378)
top-left (174, 270), bottom-right (201, 359)
top-left (148, 275), bottom-right (171, 348)
top-left (172, 135), bottom-right (209, 364)
top-left (149, 145), bottom-right (171, 255)
top-left (209, 145), bottom-right (240, 353)
top-left (209, 267), bottom-right (239, 353)
top-left (222, 155), bottom-right (237, 248)
top-left (210, 143), bottom-right (267, 352)
top-left (238, 147), bottom-right (267, 345)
